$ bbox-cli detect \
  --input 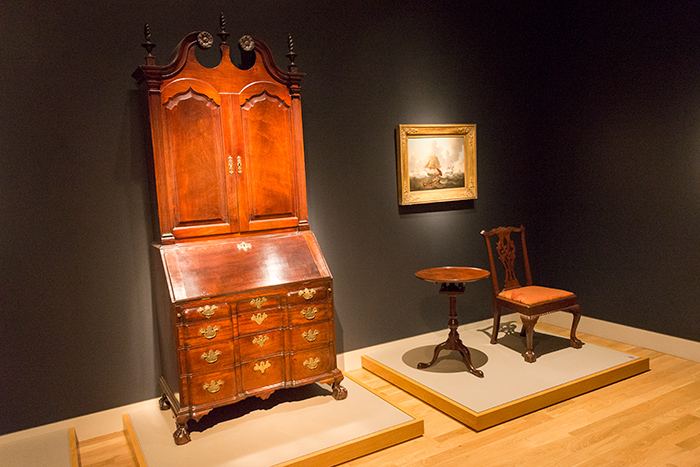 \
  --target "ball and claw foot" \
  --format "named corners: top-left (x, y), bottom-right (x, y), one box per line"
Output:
top-left (173, 423), bottom-right (190, 445)
top-left (570, 337), bottom-right (583, 349)
top-left (158, 394), bottom-right (171, 411)
top-left (523, 350), bottom-right (537, 363)
top-left (332, 382), bottom-right (347, 400)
